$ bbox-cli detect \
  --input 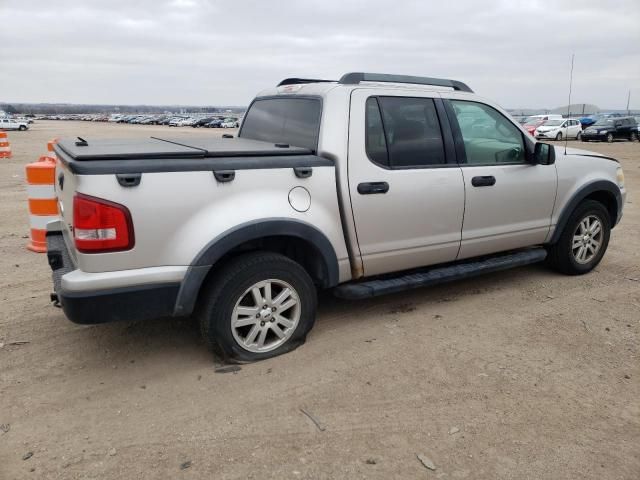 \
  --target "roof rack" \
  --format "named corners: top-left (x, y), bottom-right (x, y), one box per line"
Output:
top-left (338, 72), bottom-right (473, 93)
top-left (277, 78), bottom-right (335, 87)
